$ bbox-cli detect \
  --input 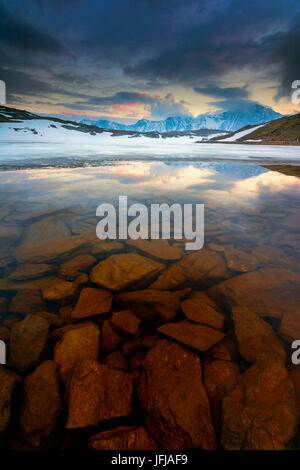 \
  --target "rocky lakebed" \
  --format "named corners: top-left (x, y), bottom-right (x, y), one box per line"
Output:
top-left (0, 160), bottom-right (300, 451)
